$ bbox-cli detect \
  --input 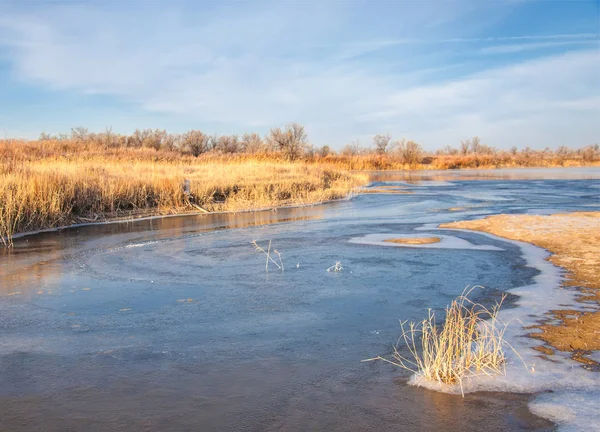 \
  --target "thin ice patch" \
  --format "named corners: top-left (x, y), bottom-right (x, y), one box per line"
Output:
top-left (349, 233), bottom-right (503, 251)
